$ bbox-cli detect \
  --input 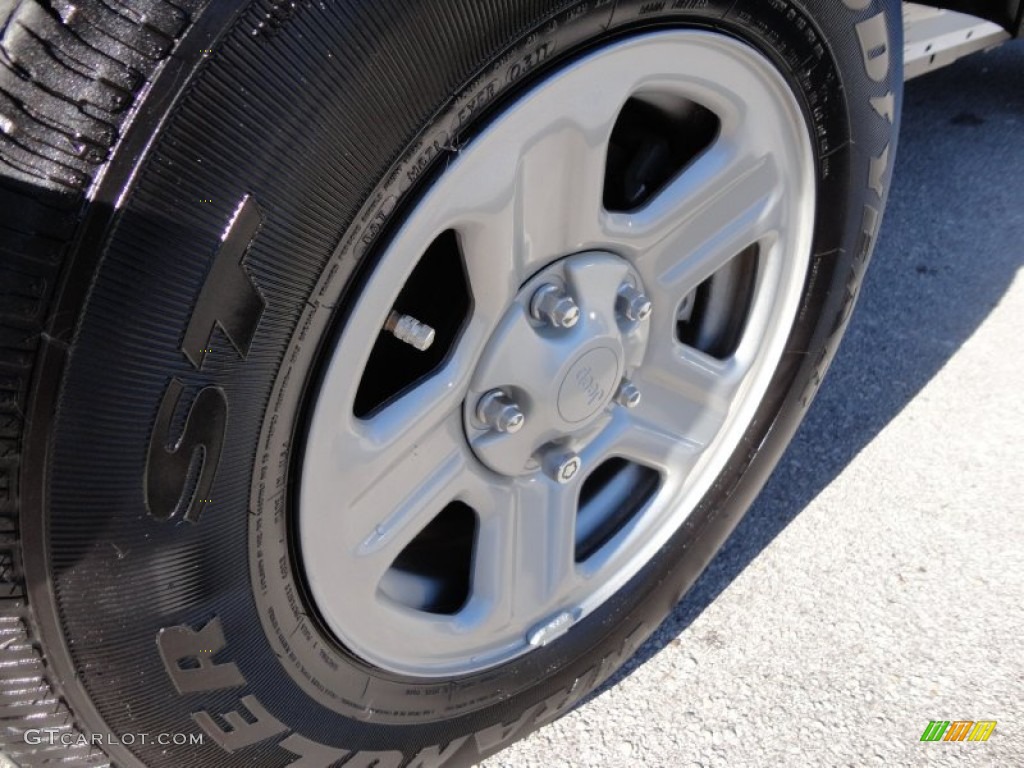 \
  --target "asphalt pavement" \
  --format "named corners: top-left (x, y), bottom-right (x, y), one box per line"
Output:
top-left (480, 40), bottom-right (1024, 768)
